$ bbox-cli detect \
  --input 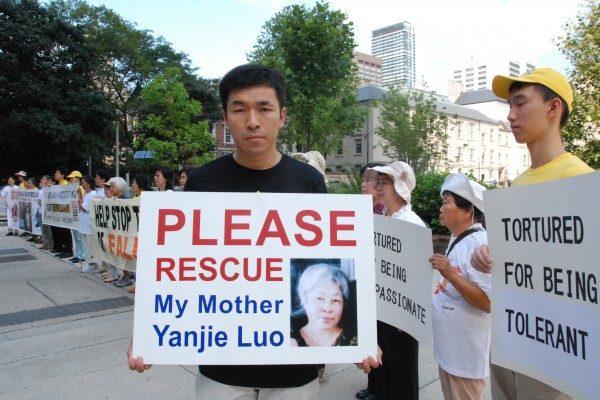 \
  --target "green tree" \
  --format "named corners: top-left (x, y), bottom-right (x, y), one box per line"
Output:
top-left (376, 88), bottom-right (449, 174)
top-left (0, 0), bottom-right (115, 178)
top-left (558, 0), bottom-right (600, 168)
top-left (248, 2), bottom-right (365, 155)
top-left (137, 67), bottom-right (213, 167)
top-left (48, 0), bottom-right (197, 145)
